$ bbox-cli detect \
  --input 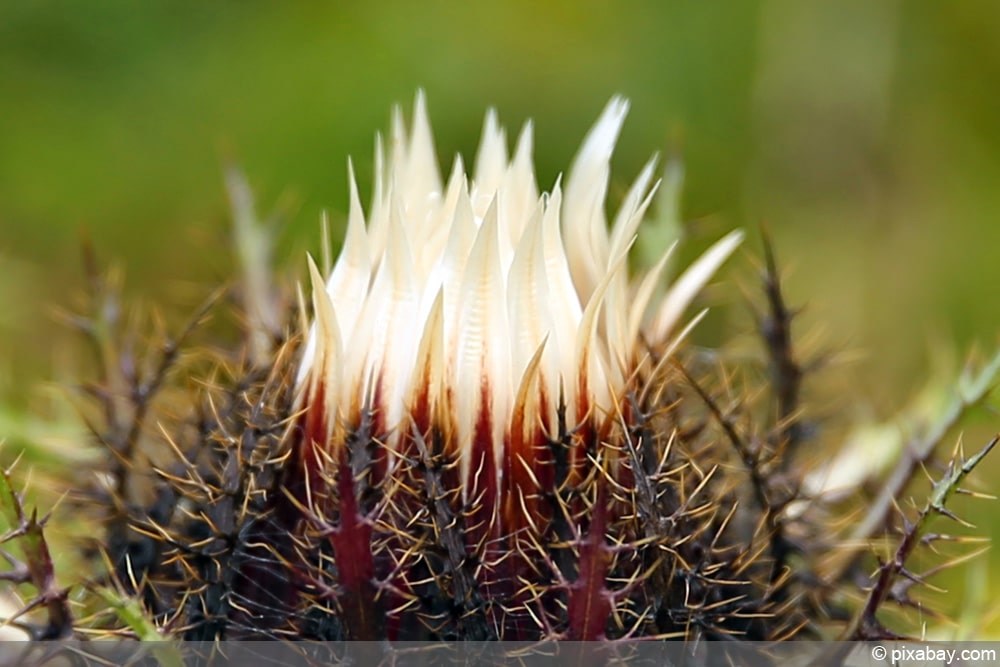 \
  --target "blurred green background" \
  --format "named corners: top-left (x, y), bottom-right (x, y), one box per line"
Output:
top-left (1, 0), bottom-right (999, 633)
